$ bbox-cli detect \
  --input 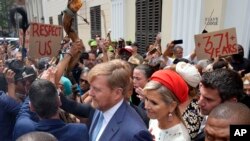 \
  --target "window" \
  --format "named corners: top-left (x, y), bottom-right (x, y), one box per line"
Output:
top-left (90, 5), bottom-right (101, 39)
top-left (49, 16), bottom-right (53, 24)
top-left (136, 0), bottom-right (162, 55)
top-left (58, 14), bottom-right (62, 26)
